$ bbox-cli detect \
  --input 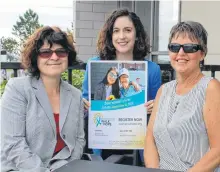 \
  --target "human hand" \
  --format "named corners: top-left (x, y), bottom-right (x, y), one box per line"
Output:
top-left (131, 81), bottom-right (141, 91)
top-left (83, 98), bottom-right (90, 110)
top-left (106, 95), bottom-right (116, 100)
top-left (144, 100), bottom-right (154, 114)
